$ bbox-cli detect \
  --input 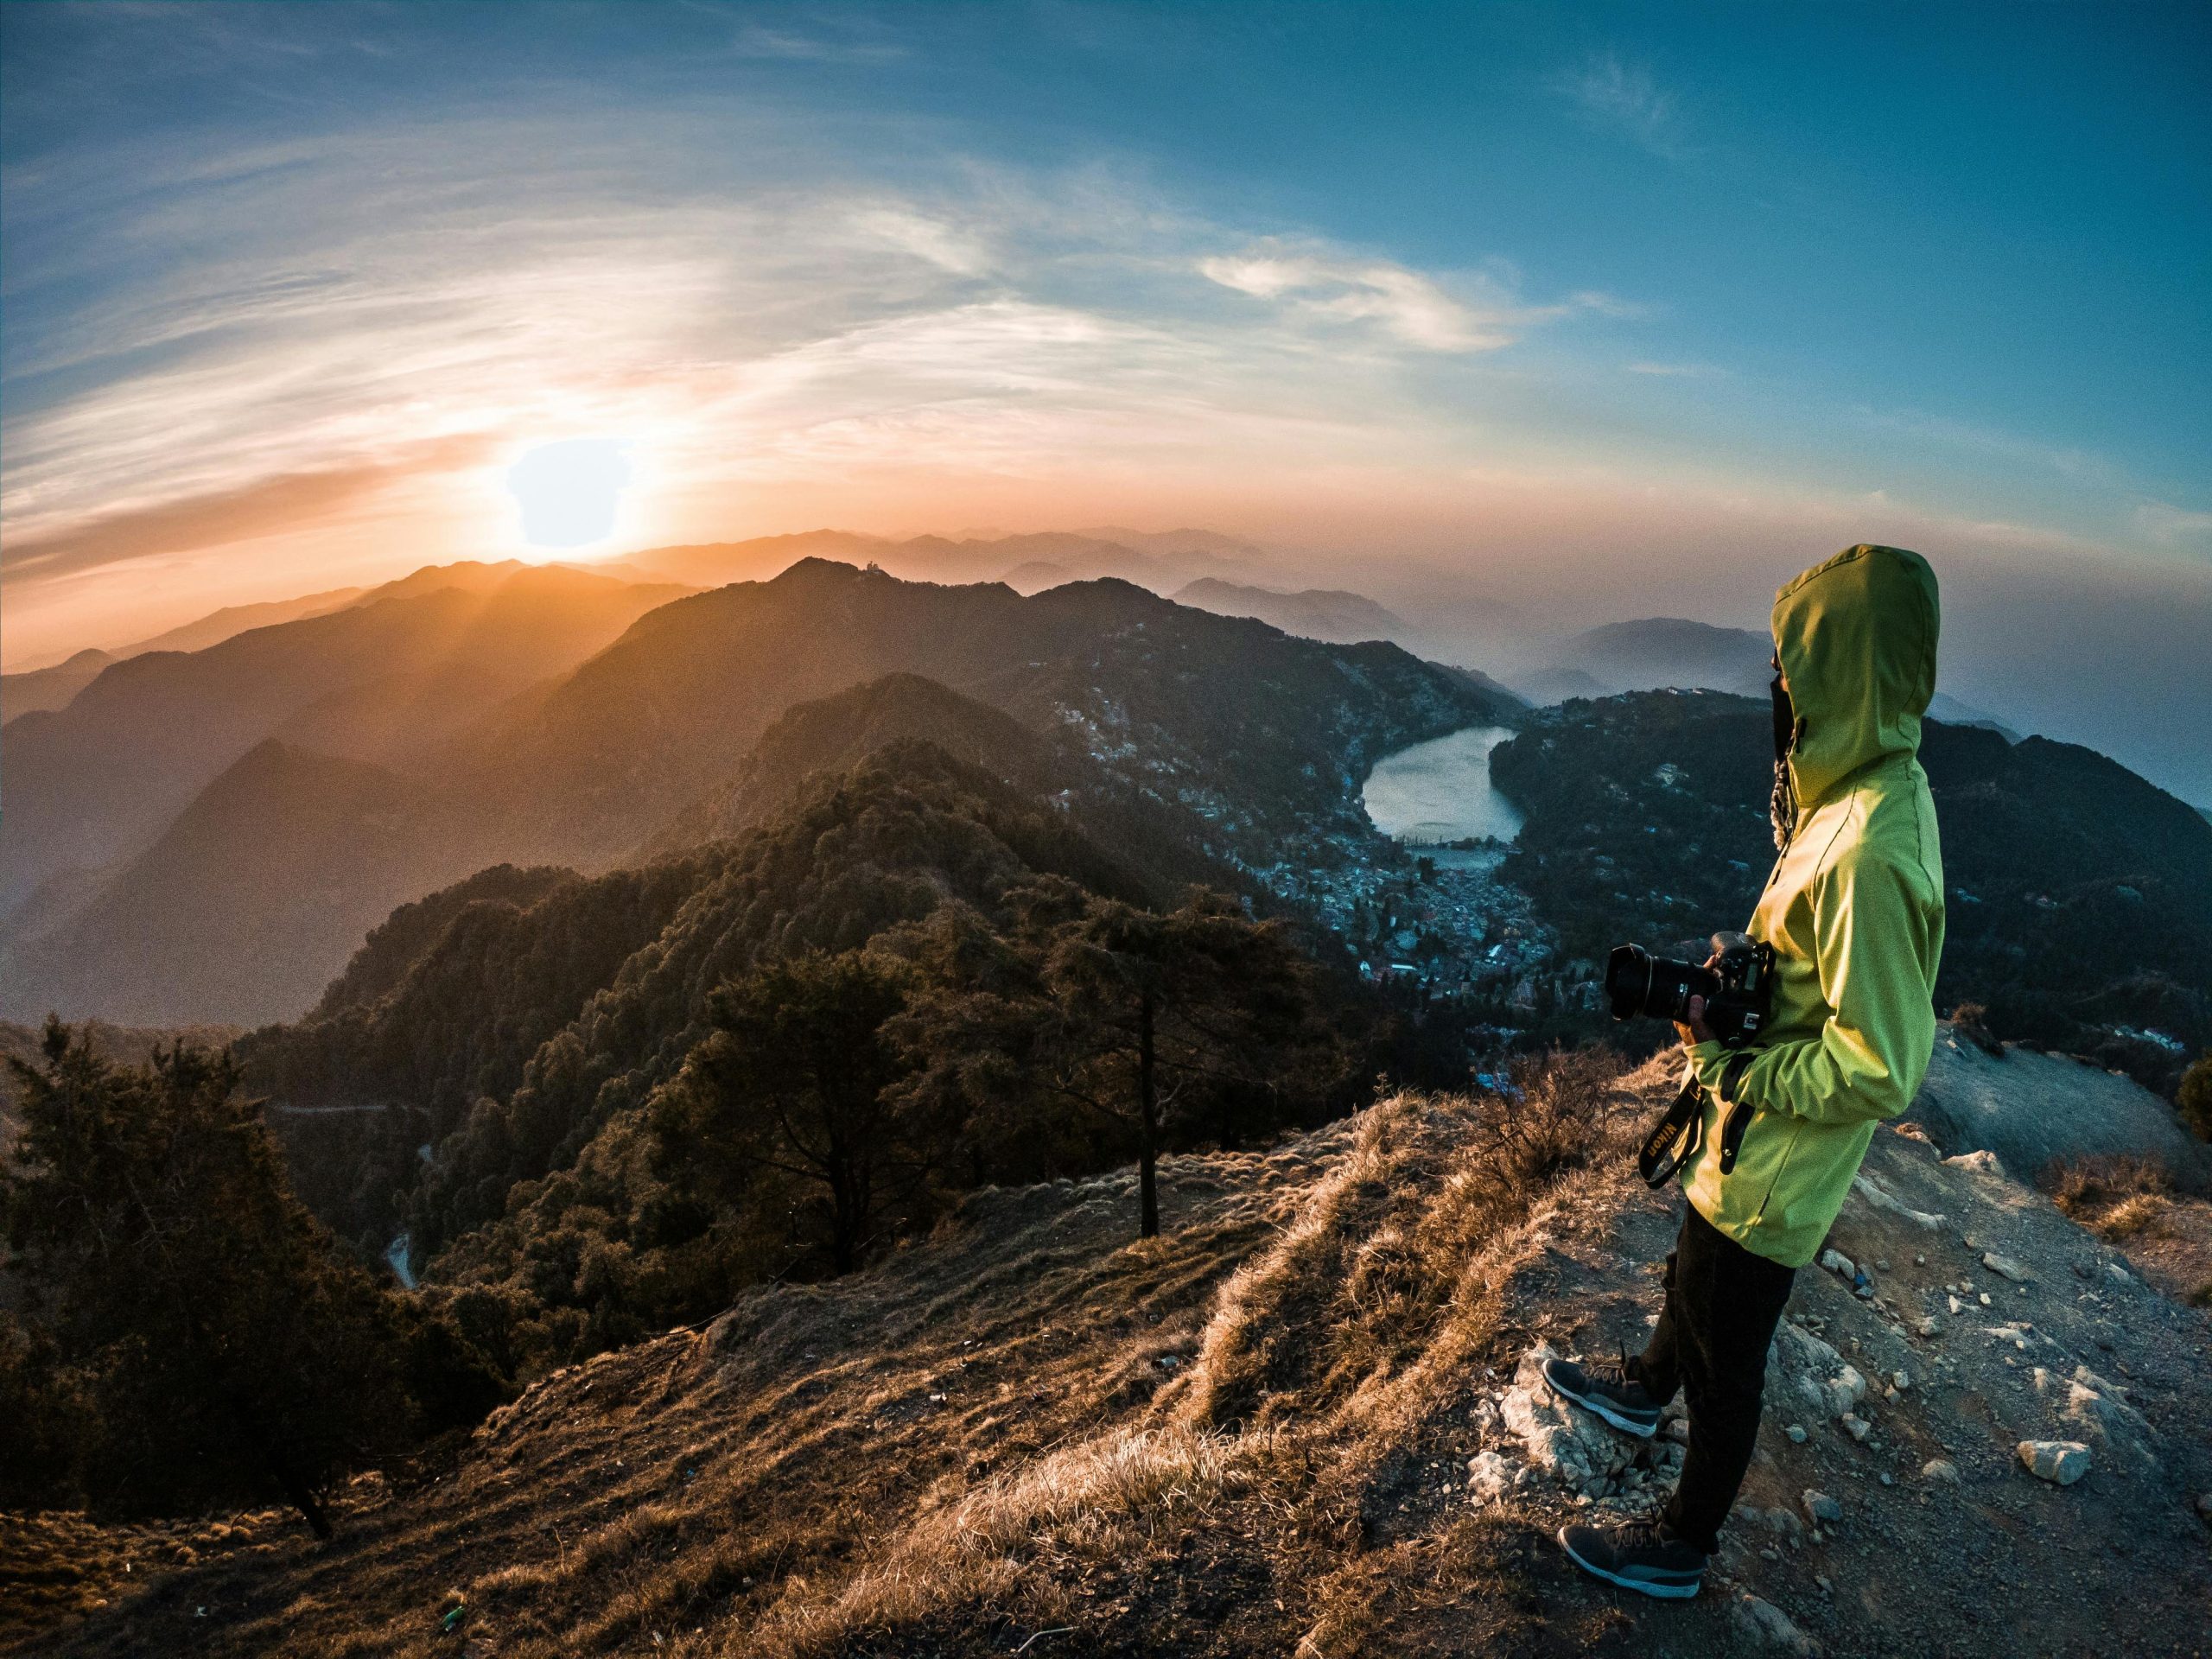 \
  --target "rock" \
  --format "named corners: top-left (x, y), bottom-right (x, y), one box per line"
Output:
top-left (1499, 1344), bottom-right (1630, 1493)
top-left (1818, 1248), bottom-right (1854, 1276)
top-left (1891, 1370), bottom-right (1911, 1391)
top-left (1840, 1414), bottom-right (1872, 1442)
top-left (1827, 1363), bottom-right (1868, 1418)
top-left (1786, 1423), bottom-right (1808, 1443)
top-left (1916, 1314), bottom-right (1941, 1337)
top-left (1803, 1489), bottom-right (1843, 1523)
top-left (1914, 1033), bottom-right (2202, 1176)
top-left (1732, 1592), bottom-right (1821, 1655)
top-left (1875, 1259), bottom-right (1892, 1273)
top-left (1923, 1459), bottom-right (1961, 1484)
top-left (1851, 1170), bottom-right (1946, 1230)
top-left (1982, 1252), bottom-right (2031, 1283)
top-left (1947, 1294), bottom-right (1965, 1315)
top-left (1465, 1449), bottom-right (1514, 1503)
top-left (2018, 1440), bottom-right (2092, 1485)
